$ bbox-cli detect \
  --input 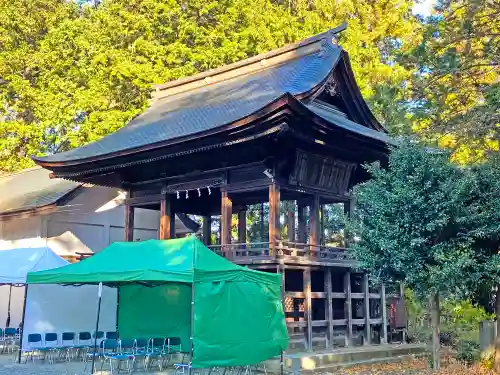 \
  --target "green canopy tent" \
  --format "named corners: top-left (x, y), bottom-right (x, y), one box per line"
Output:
top-left (26, 236), bottom-right (288, 369)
